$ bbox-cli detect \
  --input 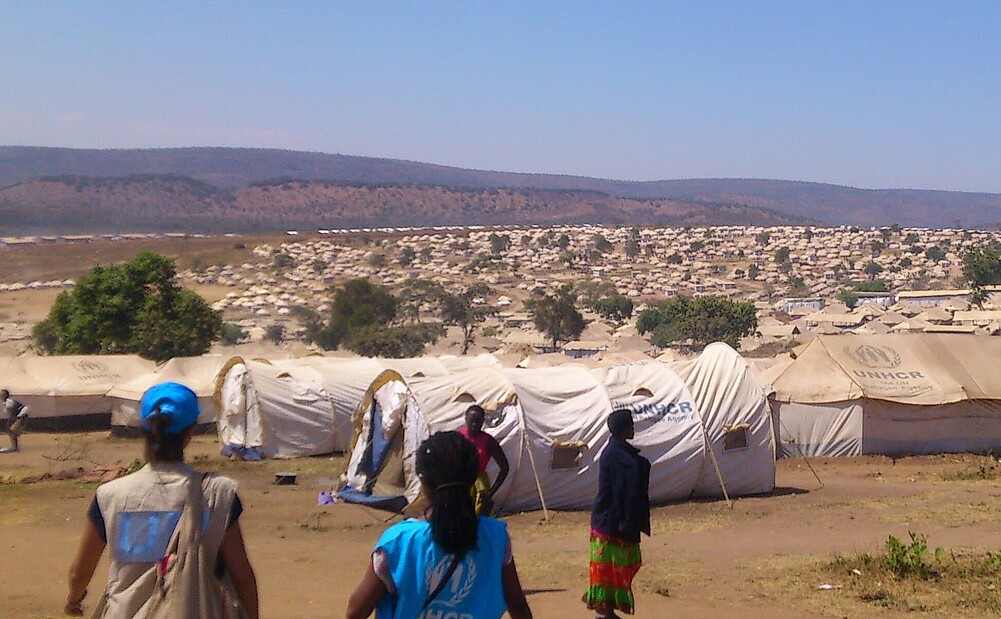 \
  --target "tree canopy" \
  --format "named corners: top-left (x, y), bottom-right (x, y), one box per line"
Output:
top-left (32, 252), bottom-right (221, 361)
top-left (303, 278), bottom-right (443, 357)
top-left (440, 283), bottom-right (494, 355)
top-left (488, 233), bottom-right (511, 254)
top-left (592, 294), bottom-right (634, 323)
top-left (836, 288), bottom-right (859, 309)
top-left (525, 285), bottom-right (586, 350)
top-left (962, 246), bottom-right (1001, 306)
top-left (636, 295), bottom-right (756, 351)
